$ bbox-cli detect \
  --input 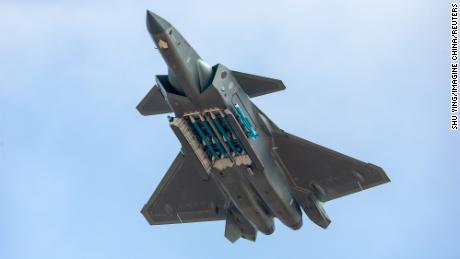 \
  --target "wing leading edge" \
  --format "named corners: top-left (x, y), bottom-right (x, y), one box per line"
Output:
top-left (273, 131), bottom-right (390, 202)
top-left (141, 152), bottom-right (227, 225)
